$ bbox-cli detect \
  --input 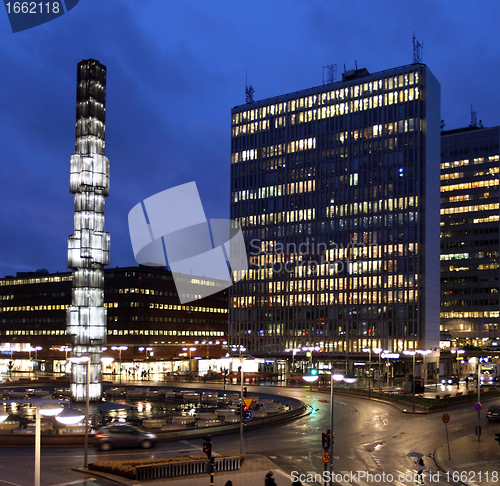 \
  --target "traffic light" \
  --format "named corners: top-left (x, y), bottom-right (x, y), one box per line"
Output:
top-left (203, 435), bottom-right (212, 457)
top-left (321, 430), bottom-right (330, 451)
top-left (495, 433), bottom-right (500, 446)
top-left (243, 387), bottom-right (247, 397)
